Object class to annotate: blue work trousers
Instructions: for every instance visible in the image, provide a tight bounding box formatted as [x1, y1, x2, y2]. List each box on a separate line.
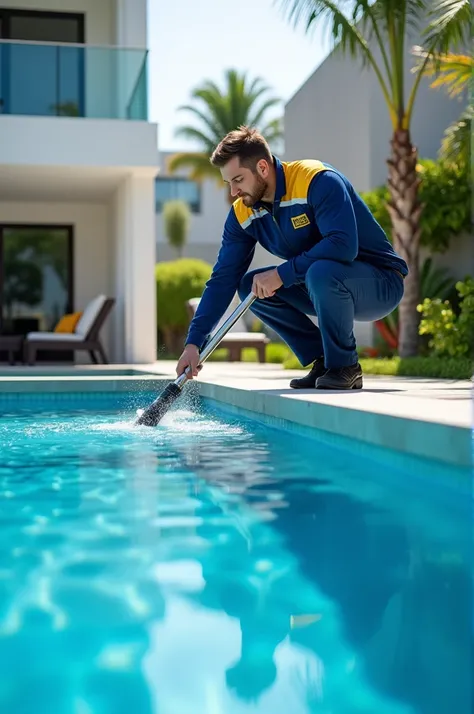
[238, 259, 404, 368]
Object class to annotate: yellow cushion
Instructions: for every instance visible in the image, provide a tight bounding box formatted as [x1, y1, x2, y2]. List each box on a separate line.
[54, 311, 83, 333]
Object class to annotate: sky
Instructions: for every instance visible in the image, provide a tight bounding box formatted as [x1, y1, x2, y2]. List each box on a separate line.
[146, 0, 333, 152]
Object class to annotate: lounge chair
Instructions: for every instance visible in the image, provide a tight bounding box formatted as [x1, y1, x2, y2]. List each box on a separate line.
[186, 296, 269, 362]
[23, 295, 115, 366]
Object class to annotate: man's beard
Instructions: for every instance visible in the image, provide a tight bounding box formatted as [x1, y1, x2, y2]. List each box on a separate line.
[241, 174, 268, 206]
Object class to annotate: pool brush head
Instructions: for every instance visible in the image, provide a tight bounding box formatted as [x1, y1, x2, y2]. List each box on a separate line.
[135, 382, 182, 427]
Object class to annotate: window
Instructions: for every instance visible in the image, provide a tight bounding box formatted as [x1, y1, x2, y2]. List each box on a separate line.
[0, 225, 74, 361]
[0, 9, 85, 117]
[155, 178, 201, 213]
[0, 9, 84, 42]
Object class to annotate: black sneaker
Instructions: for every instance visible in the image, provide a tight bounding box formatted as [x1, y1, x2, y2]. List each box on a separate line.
[315, 362, 363, 390]
[289, 358, 327, 389]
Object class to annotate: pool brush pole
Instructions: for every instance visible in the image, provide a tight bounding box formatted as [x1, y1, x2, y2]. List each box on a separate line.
[135, 293, 257, 426]
[175, 292, 257, 388]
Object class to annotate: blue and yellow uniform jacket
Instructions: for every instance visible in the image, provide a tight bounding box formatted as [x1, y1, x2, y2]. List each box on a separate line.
[186, 155, 408, 349]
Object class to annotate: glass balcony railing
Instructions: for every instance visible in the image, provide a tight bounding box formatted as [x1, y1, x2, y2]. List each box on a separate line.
[0, 40, 148, 120]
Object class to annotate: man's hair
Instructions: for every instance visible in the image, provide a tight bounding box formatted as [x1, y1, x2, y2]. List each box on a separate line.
[210, 125, 272, 170]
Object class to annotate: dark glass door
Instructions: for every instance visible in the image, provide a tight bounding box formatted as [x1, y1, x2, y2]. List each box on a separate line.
[0, 225, 74, 362]
[0, 9, 85, 116]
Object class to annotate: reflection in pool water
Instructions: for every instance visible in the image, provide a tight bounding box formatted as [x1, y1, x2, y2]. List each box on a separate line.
[0, 403, 471, 714]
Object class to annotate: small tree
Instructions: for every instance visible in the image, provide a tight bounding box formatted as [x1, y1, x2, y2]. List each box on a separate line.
[163, 200, 191, 258]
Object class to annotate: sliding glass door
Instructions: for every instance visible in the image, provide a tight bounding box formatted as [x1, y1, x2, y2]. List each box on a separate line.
[0, 225, 73, 361]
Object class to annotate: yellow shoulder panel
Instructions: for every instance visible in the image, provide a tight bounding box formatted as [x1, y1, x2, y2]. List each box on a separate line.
[232, 198, 253, 227]
[282, 160, 328, 201]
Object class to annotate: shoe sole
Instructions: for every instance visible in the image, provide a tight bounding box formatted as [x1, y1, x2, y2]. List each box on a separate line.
[316, 375, 363, 390]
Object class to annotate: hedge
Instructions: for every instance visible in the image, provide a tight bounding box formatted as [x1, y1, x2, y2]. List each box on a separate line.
[156, 257, 212, 353]
[282, 354, 472, 380]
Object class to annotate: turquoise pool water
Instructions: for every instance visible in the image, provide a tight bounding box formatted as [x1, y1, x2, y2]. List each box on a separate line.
[0, 396, 471, 714]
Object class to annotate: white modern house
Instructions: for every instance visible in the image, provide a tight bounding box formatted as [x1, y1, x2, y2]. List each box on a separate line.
[0, 0, 159, 364]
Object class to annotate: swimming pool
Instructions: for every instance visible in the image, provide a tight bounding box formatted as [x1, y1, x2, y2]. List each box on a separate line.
[0, 395, 471, 714]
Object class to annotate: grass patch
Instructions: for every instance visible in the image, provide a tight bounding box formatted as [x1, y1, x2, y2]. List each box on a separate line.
[283, 354, 472, 379]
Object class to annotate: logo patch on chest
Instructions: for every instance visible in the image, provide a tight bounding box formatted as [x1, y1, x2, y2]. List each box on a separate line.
[291, 213, 310, 229]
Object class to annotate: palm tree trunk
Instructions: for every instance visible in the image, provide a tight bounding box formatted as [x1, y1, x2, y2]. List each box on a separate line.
[386, 129, 423, 357]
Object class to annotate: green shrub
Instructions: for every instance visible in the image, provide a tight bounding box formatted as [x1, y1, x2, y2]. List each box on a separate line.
[156, 258, 212, 353]
[360, 158, 471, 253]
[418, 277, 474, 358]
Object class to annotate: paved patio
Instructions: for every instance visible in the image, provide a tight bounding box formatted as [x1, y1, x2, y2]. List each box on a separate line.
[149, 360, 471, 429]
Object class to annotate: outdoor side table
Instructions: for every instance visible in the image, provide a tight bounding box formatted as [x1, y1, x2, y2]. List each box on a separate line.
[0, 335, 23, 365]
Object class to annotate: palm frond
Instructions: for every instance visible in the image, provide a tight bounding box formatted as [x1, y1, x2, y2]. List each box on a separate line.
[171, 68, 284, 158]
[412, 48, 473, 96]
[247, 98, 282, 127]
[167, 152, 222, 183]
[275, 0, 396, 122]
[423, 0, 472, 55]
[438, 104, 473, 167]
[260, 117, 285, 151]
[175, 105, 225, 141]
[190, 88, 230, 135]
[406, 1, 472, 124]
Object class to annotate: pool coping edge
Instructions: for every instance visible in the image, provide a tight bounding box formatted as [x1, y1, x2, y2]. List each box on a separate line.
[197, 381, 471, 468]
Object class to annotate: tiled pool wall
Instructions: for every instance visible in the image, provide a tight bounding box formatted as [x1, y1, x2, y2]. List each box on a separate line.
[197, 382, 471, 470]
[0, 374, 470, 469]
[0, 374, 169, 414]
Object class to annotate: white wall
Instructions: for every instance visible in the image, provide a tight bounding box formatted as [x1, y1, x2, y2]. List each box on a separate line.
[0, 115, 159, 169]
[112, 175, 157, 363]
[0, 199, 114, 362]
[421, 232, 474, 283]
[115, 0, 147, 48]
[284, 52, 372, 191]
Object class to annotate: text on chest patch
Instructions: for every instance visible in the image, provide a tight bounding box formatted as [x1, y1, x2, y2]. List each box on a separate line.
[291, 213, 310, 229]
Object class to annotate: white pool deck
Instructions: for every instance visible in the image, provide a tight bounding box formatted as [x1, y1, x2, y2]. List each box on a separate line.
[0, 360, 471, 468]
[150, 360, 471, 428]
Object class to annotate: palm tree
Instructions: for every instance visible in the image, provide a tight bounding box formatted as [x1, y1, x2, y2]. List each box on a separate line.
[168, 69, 283, 203]
[276, 0, 472, 357]
[413, 48, 473, 168]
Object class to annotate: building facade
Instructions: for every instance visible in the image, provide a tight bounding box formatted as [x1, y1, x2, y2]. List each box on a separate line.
[0, 0, 159, 363]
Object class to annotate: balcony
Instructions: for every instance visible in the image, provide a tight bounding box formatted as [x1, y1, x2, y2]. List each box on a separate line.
[0, 40, 148, 120]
